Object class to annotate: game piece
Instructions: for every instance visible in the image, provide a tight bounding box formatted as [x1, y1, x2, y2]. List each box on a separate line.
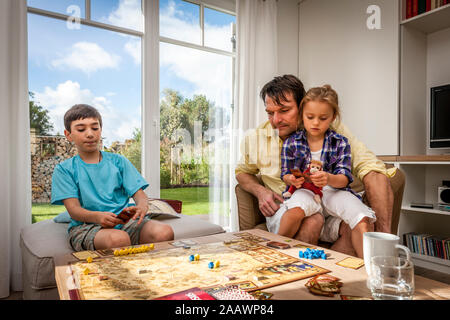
[83, 268, 90, 275]
[336, 257, 364, 269]
[189, 255, 195, 262]
[305, 274, 343, 297]
[208, 262, 215, 269]
[194, 254, 200, 261]
[299, 248, 326, 260]
[214, 260, 220, 268]
[148, 243, 154, 250]
[266, 241, 291, 249]
[224, 274, 236, 281]
[114, 250, 119, 256]
[250, 290, 273, 300]
[86, 257, 93, 263]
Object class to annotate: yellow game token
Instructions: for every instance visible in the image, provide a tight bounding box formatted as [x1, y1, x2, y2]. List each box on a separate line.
[214, 260, 220, 268]
[83, 268, 90, 275]
[114, 250, 119, 256]
[194, 254, 200, 261]
[86, 257, 93, 263]
[149, 243, 154, 250]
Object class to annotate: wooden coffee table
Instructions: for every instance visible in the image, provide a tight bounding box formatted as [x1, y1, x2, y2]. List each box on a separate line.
[54, 229, 450, 300]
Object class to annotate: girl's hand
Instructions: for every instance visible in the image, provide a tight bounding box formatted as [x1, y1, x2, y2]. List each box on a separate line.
[288, 174, 305, 189]
[310, 171, 329, 188]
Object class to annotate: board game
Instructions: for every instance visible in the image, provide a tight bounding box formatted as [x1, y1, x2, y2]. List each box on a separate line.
[70, 236, 330, 300]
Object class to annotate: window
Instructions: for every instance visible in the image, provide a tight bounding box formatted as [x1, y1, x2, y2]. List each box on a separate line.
[28, 0, 143, 222]
[159, 0, 236, 228]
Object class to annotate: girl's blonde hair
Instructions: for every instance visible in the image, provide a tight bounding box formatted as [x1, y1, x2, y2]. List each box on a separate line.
[298, 84, 341, 127]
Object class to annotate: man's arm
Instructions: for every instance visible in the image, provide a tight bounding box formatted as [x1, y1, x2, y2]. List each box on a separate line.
[236, 172, 284, 217]
[63, 198, 123, 228]
[334, 121, 394, 233]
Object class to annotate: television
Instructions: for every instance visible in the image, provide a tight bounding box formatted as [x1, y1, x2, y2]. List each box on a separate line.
[430, 84, 450, 149]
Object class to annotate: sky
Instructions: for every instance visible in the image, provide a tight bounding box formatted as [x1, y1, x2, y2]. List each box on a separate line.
[27, 0, 235, 147]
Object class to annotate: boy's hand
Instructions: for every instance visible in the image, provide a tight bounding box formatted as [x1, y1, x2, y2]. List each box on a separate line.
[287, 174, 305, 189]
[122, 205, 148, 225]
[310, 171, 329, 188]
[96, 212, 123, 228]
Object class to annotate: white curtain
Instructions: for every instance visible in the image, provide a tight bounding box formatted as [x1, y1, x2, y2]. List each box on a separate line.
[0, 0, 31, 298]
[228, 0, 278, 231]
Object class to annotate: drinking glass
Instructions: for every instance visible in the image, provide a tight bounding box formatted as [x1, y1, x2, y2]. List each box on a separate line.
[369, 256, 415, 300]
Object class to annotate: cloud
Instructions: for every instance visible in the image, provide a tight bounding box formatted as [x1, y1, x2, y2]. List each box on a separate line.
[34, 80, 140, 146]
[106, 0, 143, 32]
[124, 39, 141, 64]
[51, 42, 121, 75]
[159, 1, 234, 109]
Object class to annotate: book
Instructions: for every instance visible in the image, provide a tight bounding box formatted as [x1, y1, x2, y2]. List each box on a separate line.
[406, 0, 413, 18]
[153, 287, 216, 300]
[413, 0, 419, 16]
[419, 0, 427, 13]
[426, 0, 432, 11]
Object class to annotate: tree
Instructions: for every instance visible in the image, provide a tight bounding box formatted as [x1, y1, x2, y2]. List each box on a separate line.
[119, 127, 142, 173]
[29, 92, 54, 135]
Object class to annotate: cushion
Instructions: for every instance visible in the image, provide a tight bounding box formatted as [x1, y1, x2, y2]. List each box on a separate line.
[20, 212, 225, 297]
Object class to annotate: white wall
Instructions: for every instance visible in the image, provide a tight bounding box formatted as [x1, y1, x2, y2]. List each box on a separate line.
[298, 0, 400, 155]
[277, 0, 299, 76]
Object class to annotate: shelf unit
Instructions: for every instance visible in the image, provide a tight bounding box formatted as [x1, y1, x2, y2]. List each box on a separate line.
[399, 1, 450, 156]
[380, 155, 450, 273]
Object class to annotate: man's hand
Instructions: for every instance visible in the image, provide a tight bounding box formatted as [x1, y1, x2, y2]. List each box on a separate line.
[95, 212, 123, 228]
[310, 171, 329, 188]
[255, 188, 284, 217]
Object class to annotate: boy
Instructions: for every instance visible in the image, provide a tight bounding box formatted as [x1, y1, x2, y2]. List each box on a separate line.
[51, 104, 174, 251]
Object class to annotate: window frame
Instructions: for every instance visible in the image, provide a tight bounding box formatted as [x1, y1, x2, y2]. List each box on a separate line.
[26, 0, 236, 201]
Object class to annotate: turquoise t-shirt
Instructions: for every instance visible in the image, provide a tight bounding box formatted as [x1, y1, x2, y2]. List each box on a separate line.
[51, 151, 149, 232]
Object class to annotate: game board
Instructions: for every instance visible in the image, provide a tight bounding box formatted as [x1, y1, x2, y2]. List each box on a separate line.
[70, 238, 330, 300]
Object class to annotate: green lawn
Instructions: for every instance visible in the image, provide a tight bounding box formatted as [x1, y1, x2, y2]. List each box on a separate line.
[32, 187, 228, 223]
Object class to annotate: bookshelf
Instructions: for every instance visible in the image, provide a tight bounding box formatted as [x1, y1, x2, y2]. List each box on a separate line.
[401, 3, 450, 34]
[380, 156, 450, 273]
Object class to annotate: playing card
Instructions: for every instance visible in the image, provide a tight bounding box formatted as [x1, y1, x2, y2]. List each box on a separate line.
[336, 257, 365, 269]
[72, 250, 99, 260]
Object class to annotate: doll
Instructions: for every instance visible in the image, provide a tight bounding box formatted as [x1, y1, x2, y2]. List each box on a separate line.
[282, 160, 323, 203]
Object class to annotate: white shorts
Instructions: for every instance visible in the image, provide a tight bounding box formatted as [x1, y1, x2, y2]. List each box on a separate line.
[266, 187, 376, 243]
[266, 188, 322, 234]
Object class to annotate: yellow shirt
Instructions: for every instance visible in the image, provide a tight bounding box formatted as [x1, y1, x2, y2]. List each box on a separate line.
[235, 120, 396, 195]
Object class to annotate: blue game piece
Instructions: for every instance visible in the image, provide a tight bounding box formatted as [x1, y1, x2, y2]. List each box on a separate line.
[299, 251, 304, 258]
[321, 253, 327, 260]
[189, 255, 195, 262]
[208, 262, 214, 269]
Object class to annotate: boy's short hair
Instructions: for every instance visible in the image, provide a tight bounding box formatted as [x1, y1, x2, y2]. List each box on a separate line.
[64, 104, 102, 132]
[260, 74, 306, 108]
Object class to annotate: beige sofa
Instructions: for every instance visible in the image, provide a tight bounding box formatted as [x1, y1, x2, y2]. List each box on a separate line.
[235, 165, 405, 236]
[20, 199, 225, 300]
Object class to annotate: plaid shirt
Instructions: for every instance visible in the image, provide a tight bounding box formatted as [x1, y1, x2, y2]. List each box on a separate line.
[281, 129, 360, 199]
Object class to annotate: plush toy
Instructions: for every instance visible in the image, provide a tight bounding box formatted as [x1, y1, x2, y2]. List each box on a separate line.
[283, 160, 323, 203]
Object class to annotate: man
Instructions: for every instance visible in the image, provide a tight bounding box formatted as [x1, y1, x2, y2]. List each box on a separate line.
[235, 75, 396, 256]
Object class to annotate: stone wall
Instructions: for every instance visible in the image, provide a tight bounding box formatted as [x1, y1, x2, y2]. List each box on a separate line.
[31, 129, 78, 203]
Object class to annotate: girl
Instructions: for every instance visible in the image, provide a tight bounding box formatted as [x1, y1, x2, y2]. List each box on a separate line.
[276, 85, 375, 258]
